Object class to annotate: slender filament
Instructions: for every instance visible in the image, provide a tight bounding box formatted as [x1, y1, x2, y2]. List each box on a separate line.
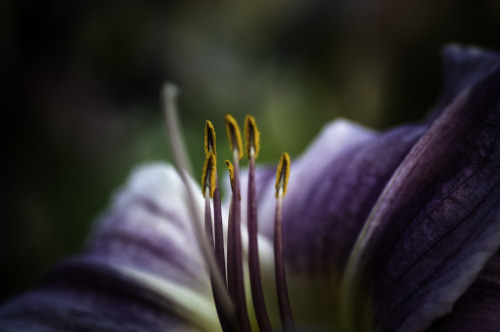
[228, 148, 251, 332]
[274, 153, 294, 331]
[224, 116, 251, 331]
[213, 174, 226, 285]
[206, 185, 234, 332]
[246, 116, 272, 331]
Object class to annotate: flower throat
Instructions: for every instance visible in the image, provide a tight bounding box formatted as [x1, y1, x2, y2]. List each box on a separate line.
[163, 84, 294, 332]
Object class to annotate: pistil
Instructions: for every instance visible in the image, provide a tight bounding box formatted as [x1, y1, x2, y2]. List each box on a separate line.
[162, 84, 234, 328]
[245, 116, 272, 331]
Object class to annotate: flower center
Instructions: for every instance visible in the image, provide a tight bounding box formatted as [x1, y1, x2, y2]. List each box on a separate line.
[162, 83, 294, 332]
[202, 116, 294, 332]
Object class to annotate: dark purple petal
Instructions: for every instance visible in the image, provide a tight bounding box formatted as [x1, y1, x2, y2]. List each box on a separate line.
[244, 46, 500, 330]
[430, 44, 500, 119]
[240, 120, 424, 327]
[249, 120, 424, 274]
[239, 120, 374, 248]
[427, 253, 500, 332]
[352, 51, 500, 331]
[283, 125, 425, 275]
[0, 163, 217, 331]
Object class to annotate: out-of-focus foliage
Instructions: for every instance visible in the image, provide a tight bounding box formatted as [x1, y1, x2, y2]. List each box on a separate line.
[2, 0, 500, 303]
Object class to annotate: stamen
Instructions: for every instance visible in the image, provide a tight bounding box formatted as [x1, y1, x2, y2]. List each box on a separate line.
[162, 83, 235, 327]
[274, 152, 294, 332]
[225, 160, 236, 194]
[167, 99, 296, 332]
[213, 173, 227, 285]
[204, 185, 214, 243]
[245, 116, 272, 331]
[205, 120, 217, 156]
[201, 152, 217, 198]
[204, 161, 234, 331]
[225, 163, 236, 300]
[204, 121, 226, 285]
[244, 115, 260, 158]
[203, 121, 234, 331]
[225, 160, 240, 202]
[275, 152, 290, 198]
[225, 115, 251, 332]
[225, 114, 244, 161]
[225, 160, 237, 304]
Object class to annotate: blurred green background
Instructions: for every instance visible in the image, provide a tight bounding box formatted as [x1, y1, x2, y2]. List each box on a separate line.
[2, 0, 500, 303]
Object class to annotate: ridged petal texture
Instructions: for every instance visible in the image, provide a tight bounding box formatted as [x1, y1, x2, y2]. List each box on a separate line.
[428, 253, 500, 331]
[244, 45, 500, 331]
[0, 164, 219, 332]
[360, 45, 500, 332]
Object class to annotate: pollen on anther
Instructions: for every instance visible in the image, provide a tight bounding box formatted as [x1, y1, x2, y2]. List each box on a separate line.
[225, 160, 235, 193]
[225, 114, 243, 160]
[204, 120, 217, 156]
[275, 152, 291, 198]
[202, 152, 217, 197]
[244, 115, 260, 159]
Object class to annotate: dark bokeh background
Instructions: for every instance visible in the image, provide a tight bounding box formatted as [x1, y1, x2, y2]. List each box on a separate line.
[2, 0, 500, 303]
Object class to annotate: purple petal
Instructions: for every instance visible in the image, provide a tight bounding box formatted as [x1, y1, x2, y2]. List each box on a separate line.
[284, 125, 426, 274]
[0, 163, 217, 331]
[0, 259, 189, 332]
[238, 120, 424, 327]
[352, 50, 500, 331]
[88, 163, 210, 294]
[250, 120, 424, 274]
[245, 119, 375, 236]
[427, 253, 500, 332]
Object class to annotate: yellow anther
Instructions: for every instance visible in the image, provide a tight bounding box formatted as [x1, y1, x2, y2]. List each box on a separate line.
[225, 114, 243, 160]
[225, 159, 241, 201]
[204, 120, 217, 156]
[201, 152, 217, 198]
[244, 115, 260, 159]
[275, 152, 291, 198]
[225, 160, 235, 193]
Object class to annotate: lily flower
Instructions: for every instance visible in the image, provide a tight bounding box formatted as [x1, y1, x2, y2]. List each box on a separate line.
[2, 44, 500, 332]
